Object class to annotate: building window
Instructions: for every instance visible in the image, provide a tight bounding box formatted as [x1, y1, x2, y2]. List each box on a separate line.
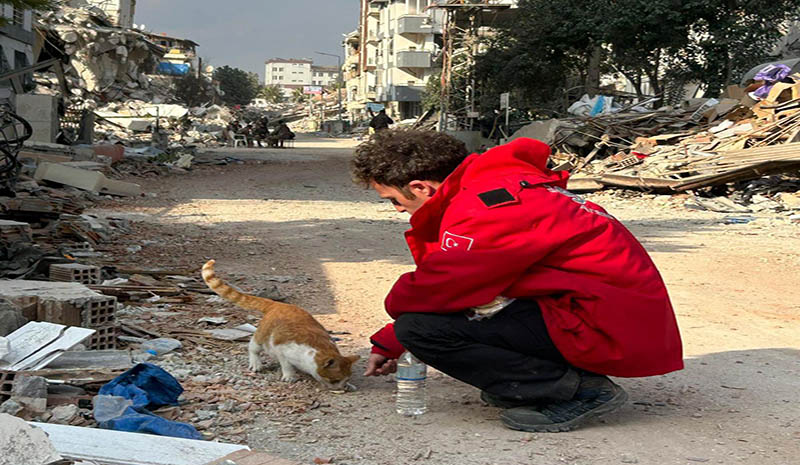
[12, 7, 24, 26]
[273, 67, 278, 72]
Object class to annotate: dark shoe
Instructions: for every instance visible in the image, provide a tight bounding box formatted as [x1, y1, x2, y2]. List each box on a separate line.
[480, 391, 538, 409]
[500, 376, 627, 432]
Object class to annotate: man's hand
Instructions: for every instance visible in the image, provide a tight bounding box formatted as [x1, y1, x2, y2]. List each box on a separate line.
[364, 353, 398, 376]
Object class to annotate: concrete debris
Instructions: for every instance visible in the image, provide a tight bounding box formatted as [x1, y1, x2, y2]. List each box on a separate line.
[0, 399, 24, 416]
[0, 299, 28, 337]
[0, 414, 63, 465]
[36, 2, 164, 103]
[0, 321, 95, 371]
[0, 337, 9, 361]
[35, 161, 142, 196]
[50, 404, 80, 424]
[535, 78, 800, 212]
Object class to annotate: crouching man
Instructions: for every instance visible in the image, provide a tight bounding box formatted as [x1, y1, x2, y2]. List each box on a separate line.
[352, 130, 683, 432]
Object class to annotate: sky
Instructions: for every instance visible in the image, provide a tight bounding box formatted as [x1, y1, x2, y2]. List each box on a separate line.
[135, 0, 361, 83]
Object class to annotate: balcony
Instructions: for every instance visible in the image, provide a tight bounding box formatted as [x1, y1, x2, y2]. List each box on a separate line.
[395, 50, 432, 68]
[380, 84, 425, 102]
[397, 15, 441, 35]
[368, 4, 381, 16]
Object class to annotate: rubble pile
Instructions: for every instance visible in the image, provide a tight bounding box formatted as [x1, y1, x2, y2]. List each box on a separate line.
[520, 71, 800, 217]
[94, 102, 235, 147]
[35, 1, 165, 104]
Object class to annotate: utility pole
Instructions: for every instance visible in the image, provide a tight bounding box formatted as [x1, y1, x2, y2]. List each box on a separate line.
[316, 51, 343, 123]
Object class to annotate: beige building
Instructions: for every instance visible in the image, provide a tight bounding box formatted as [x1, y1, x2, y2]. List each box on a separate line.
[346, 0, 443, 122]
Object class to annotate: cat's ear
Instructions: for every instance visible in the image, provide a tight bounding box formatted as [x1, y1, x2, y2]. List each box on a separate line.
[346, 355, 360, 363]
[324, 358, 335, 368]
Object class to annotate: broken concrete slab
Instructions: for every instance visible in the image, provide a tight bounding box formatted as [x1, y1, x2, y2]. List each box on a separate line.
[0, 414, 62, 465]
[0, 280, 117, 330]
[31, 421, 249, 465]
[509, 119, 566, 145]
[34, 161, 142, 196]
[46, 349, 134, 371]
[0, 299, 27, 337]
[0, 321, 95, 371]
[11, 375, 48, 399]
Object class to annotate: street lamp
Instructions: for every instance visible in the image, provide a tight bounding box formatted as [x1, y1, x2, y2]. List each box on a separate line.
[315, 51, 343, 122]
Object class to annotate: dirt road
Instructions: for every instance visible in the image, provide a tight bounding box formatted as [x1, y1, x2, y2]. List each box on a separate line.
[95, 135, 799, 465]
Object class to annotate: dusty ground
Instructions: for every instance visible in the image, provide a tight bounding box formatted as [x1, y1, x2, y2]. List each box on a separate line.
[92, 135, 799, 465]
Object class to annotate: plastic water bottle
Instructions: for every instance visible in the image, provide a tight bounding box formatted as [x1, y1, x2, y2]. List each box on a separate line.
[395, 351, 427, 416]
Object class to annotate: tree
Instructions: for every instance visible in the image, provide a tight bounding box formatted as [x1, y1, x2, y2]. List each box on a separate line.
[291, 87, 307, 103]
[671, 1, 800, 97]
[474, 0, 800, 114]
[174, 73, 214, 107]
[258, 84, 283, 103]
[213, 66, 259, 106]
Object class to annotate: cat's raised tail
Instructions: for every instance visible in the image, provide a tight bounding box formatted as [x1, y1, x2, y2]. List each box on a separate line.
[202, 260, 279, 313]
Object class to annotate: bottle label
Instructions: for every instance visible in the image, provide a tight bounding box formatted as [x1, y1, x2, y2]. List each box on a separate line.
[396, 364, 426, 381]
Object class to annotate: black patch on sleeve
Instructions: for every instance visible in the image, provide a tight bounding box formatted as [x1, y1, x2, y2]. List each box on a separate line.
[370, 338, 390, 351]
[477, 188, 516, 208]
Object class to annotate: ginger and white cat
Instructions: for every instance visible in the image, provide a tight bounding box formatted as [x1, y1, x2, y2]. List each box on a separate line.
[201, 260, 359, 389]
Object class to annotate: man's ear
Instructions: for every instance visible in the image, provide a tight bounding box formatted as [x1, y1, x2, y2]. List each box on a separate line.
[407, 180, 437, 198]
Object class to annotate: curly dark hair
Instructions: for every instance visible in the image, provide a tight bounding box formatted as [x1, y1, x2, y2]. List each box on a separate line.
[352, 129, 469, 188]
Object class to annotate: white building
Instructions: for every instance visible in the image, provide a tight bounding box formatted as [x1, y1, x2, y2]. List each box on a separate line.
[0, 4, 34, 102]
[311, 65, 339, 87]
[265, 58, 340, 97]
[85, 0, 137, 29]
[265, 58, 312, 96]
[366, 0, 444, 120]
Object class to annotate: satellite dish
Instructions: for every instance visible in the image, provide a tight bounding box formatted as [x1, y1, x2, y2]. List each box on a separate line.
[205, 65, 215, 74]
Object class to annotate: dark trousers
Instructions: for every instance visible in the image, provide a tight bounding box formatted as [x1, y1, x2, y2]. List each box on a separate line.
[394, 299, 581, 401]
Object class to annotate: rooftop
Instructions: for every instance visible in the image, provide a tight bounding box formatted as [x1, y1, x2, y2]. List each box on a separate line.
[266, 58, 313, 64]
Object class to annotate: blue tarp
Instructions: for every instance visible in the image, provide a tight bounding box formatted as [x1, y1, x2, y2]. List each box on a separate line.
[95, 363, 202, 440]
[157, 62, 190, 76]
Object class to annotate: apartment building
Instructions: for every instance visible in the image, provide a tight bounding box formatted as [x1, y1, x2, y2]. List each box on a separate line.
[265, 58, 340, 97]
[86, 0, 136, 28]
[311, 65, 339, 87]
[0, 4, 35, 100]
[347, 0, 443, 121]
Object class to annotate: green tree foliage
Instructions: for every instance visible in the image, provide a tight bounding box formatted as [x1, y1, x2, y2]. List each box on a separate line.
[213, 66, 260, 106]
[258, 84, 283, 103]
[174, 73, 214, 108]
[422, 72, 442, 111]
[474, 0, 800, 114]
[292, 87, 307, 103]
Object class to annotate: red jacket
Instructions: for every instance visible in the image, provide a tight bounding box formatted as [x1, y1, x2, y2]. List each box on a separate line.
[370, 138, 683, 377]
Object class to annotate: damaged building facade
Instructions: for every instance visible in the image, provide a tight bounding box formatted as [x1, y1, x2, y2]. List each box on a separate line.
[0, 4, 35, 103]
[144, 32, 200, 76]
[85, 0, 136, 29]
[349, 0, 444, 122]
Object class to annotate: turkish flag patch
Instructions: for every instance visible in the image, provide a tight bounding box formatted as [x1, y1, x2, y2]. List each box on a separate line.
[441, 231, 474, 252]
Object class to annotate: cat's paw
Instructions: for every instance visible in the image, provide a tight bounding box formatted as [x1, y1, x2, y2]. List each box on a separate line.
[249, 359, 263, 373]
[280, 373, 298, 382]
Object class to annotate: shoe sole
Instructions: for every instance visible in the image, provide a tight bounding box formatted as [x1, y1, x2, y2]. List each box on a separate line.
[500, 387, 629, 433]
